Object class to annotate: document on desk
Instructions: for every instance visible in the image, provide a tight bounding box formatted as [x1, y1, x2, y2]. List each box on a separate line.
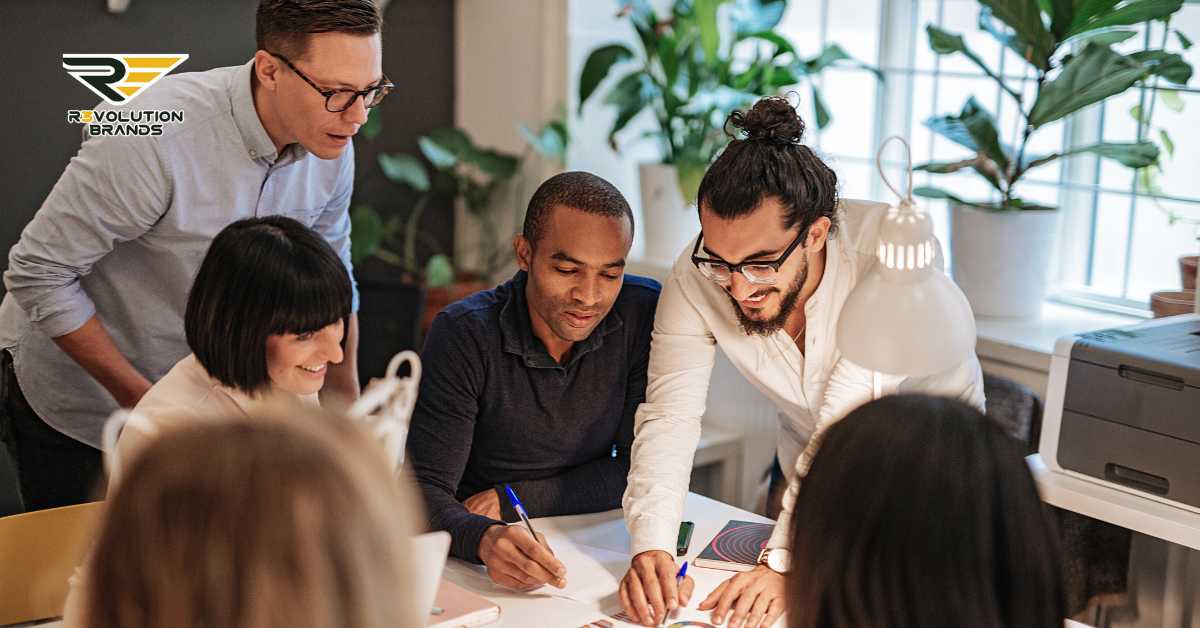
[441, 534, 629, 605]
[534, 534, 629, 603]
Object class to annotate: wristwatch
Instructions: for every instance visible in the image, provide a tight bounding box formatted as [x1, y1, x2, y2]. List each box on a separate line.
[757, 547, 791, 574]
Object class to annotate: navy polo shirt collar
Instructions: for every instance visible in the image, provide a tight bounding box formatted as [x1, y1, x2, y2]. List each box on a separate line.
[498, 271, 624, 369]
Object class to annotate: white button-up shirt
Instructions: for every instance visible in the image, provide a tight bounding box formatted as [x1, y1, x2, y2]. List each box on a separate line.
[622, 199, 985, 555]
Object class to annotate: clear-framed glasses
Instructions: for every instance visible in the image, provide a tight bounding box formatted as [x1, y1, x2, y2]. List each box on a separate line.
[690, 227, 807, 285]
[267, 51, 394, 113]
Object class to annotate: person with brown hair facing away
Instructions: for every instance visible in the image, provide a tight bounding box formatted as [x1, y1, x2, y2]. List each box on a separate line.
[72, 404, 424, 628]
[786, 394, 1066, 628]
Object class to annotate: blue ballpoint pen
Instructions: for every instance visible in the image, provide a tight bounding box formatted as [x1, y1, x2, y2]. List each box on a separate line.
[503, 483, 542, 544]
[660, 561, 688, 627]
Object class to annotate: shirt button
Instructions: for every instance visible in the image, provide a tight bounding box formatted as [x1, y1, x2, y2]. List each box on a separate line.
[249, 149, 257, 157]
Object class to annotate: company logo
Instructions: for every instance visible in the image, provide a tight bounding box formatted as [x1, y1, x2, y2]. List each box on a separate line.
[62, 54, 188, 106]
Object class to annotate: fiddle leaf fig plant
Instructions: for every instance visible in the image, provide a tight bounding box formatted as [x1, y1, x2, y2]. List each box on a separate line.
[914, 0, 1193, 211]
[579, 0, 880, 202]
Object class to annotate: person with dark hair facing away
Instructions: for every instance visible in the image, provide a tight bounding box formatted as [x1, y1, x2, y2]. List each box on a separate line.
[0, 0, 386, 511]
[407, 171, 661, 591]
[114, 216, 352, 479]
[787, 394, 1066, 628]
[619, 96, 985, 628]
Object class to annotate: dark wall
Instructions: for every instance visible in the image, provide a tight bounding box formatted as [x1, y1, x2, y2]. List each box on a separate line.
[0, 0, 455, 299]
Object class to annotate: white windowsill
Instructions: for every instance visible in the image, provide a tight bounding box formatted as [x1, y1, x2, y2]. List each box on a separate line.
[973, 301, 1142, 374]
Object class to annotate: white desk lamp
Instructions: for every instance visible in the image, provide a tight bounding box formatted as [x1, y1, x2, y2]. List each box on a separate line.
[836, 136, 976, 393]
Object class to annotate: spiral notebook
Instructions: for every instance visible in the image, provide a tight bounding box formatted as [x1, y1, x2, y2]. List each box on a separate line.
[692, 520, 774, 572]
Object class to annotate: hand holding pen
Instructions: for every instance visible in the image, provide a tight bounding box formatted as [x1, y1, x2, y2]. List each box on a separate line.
[476, 483, 567, 590]
[659, 562, 688, 627]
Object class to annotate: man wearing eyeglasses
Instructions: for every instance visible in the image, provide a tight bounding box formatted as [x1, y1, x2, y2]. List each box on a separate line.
[0, 0, 386, 510]
[618, 97, 985, 628]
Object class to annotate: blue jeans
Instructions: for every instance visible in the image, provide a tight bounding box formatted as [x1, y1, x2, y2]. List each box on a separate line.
[0, 350, 104, 511]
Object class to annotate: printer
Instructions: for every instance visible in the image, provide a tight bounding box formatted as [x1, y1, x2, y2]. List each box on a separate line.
[1040, 314, 1200, 513]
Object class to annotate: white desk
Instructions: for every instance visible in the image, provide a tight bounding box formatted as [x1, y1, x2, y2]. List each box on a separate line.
[441, 491, 776, 627]
[28, 491, 1097, 628]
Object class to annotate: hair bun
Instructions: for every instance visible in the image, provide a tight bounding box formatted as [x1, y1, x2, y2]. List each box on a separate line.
[727, 96, 805, 145]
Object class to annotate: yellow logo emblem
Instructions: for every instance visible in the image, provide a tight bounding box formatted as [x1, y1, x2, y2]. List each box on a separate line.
[62, 54, 188, 106]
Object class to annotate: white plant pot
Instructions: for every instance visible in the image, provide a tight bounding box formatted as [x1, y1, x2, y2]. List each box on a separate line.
[639, 163, 700, 266]
[949, 203, 1060, 318]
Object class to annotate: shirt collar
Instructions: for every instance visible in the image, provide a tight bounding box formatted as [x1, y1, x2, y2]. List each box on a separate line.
[499, 270, 624, 369]
[230, 59, 309, 164]
[804, 231, 840, 314]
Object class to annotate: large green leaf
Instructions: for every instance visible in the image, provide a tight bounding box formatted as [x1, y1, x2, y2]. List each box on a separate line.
[804, 43, 850, 74]
[377, 153, 430, 191]
[914, 158, 976, 174]
[1066, 0, 1183, 38]
[914, 187, 1044, 211]
[519, 120, 568, 160]
[1176, 29, 1194, 50]
[465, 147, 521, 180]
[1069, 28, 1139, 46]
[810, 84, 831, 129]
[418, 128, 520, 182]
[979, 0, 1055, 70]
[694, 0, 724, 63]
[657, 34, 681, 88]
[1043, 0, 1076, 39]
[604, 70, 658, 145]
[1129, 50, 1193, 84]
[924, 96, 1011, 173]
[1028, 42, 1148, 127]
[913, 186, 971, 205]
[1026, 140, 1160, 170]
[927, 25, 1020, 100]
[578, 44, 636, 112]
[417, 136, 458, 170]
[741, 31, 795, 58]
[730, 0, 787, 37]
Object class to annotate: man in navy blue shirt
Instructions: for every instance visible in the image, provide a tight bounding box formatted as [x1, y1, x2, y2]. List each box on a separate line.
[407, 171, 659, 590]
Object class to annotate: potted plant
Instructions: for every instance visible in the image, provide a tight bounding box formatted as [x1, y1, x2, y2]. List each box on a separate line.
[350, 110, 448, 381]
[578, 0, 880, 265]
[354, 127, 522, 333]
[914, 0, 1193, 317]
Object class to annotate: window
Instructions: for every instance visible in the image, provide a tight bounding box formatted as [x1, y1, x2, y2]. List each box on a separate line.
[784, 0, 1200, 315]
[567, 0, 1200, 315]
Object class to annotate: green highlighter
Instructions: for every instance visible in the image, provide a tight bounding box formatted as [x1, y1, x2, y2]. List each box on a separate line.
[676, 521, 695, 557]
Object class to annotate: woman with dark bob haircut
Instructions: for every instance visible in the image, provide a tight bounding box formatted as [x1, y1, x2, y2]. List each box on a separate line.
[113, 215, 352, 479]
[787, 394, 1066, 628]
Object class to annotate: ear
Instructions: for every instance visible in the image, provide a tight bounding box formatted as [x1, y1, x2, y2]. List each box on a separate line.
[804, 216, 832, 254]
[254, 50, 282, 91]
[513, 234, 532, 272]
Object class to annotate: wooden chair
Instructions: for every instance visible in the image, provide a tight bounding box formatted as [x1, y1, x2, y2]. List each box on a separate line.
[0, 501, 102, 626]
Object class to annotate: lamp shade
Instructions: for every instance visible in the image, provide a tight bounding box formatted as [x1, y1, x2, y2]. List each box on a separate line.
[836, 197, 976, 377]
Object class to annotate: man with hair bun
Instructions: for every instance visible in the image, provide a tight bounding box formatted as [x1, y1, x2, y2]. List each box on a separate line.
[618, 96, 985, 628]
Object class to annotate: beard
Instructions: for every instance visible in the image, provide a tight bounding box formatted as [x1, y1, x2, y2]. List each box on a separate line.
[728, 263, 808, 336]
